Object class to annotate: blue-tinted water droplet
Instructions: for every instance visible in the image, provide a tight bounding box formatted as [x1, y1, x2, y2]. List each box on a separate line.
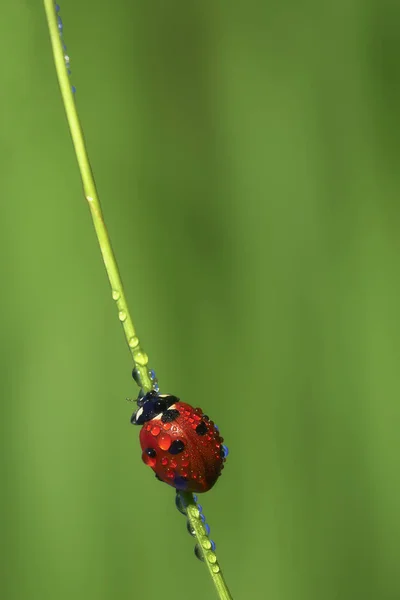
[194, 544, 204, 562]
[186, 519, 196, 537]
[200, 514, 206, 523]
[215, 424, 219, 431]
[193, 494, 198, 502]
[221, 444, 229, 458]
[154, 383, 160, 392]
[197, 504, 203, 513]
[204, 523, 210, 535]
[175, 492, 186, 515]
[174, 475, 188, 490]
[55, 6, 76, 90]
[210, 540, 216, 551]
[149, 369, 156, 381]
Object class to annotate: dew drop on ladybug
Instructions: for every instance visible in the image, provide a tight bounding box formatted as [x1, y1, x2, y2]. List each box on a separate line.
[131, 387, 228, 493]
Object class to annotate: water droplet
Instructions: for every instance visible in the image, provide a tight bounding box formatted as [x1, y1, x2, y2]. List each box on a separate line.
[186, 520, 195, 537]
[207, 551, 217, 564]
[128, 337, 139, 349]
[149, 369, 157, 381]
[201, 538, 211, 550]
[210, 540, 216, 551]
[193, 494, 198, 502]
[200, 514, 206, 523]
[204, 523, 210, 535]
[158, 433, 172, 451]
[221, 444, 229, 458]
[175, 492, 186, 515]
[197, 504, 203, 513]
[134, 351, 148, 366]
[112, 290, 120, 301]
[211, 564, 220, 574]
[190, 507, 200, 520]
[174, 475, 188, 489]
[194, 544, 204, 562]
[118, 310, 127, 322]
[55, 6, 76, 91]
[150, 425, 160, 437]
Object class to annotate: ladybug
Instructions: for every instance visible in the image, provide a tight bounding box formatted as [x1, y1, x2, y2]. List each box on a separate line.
[131, 389, 228, 493]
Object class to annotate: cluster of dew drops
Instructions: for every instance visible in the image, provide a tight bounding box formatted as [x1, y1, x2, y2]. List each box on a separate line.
[175, 491, 222, 572]
[149, 369, 226, 572]
[55, 3, 76, 93]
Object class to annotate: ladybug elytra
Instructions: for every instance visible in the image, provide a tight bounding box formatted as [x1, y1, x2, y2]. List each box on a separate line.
[131, 389, 227, 493]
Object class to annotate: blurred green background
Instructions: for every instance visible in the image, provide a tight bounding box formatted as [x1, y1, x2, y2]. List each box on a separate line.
[1, 1, 400, 599]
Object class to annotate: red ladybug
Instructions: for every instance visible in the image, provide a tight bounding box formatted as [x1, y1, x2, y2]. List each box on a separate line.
[131, 390, 228, 493]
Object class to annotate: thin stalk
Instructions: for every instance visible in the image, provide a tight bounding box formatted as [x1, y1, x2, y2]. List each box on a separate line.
[43, 2, 233, 598]
[43, 0, 151, 393]
[182, 493, 233, 600]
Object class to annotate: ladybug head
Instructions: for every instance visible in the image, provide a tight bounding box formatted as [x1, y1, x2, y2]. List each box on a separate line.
[130, 391, 178, 425]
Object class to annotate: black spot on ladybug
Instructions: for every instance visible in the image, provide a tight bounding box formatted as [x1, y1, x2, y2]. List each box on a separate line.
[155, 473, 162, 481]
[161, 409, 180, 423]
[220, 447, 226, 458]
[195, 421, 207, 436]
[145, 448, 156, 458]
[201, 414, 209, 421]
[174, 475, 188, 489]
[169, 440, 185, 455]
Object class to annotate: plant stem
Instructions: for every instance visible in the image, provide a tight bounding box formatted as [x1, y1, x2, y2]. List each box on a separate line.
[43, 2, 233, 598]
[43, 0, 152, 393]
[182, 493, 233, 600]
